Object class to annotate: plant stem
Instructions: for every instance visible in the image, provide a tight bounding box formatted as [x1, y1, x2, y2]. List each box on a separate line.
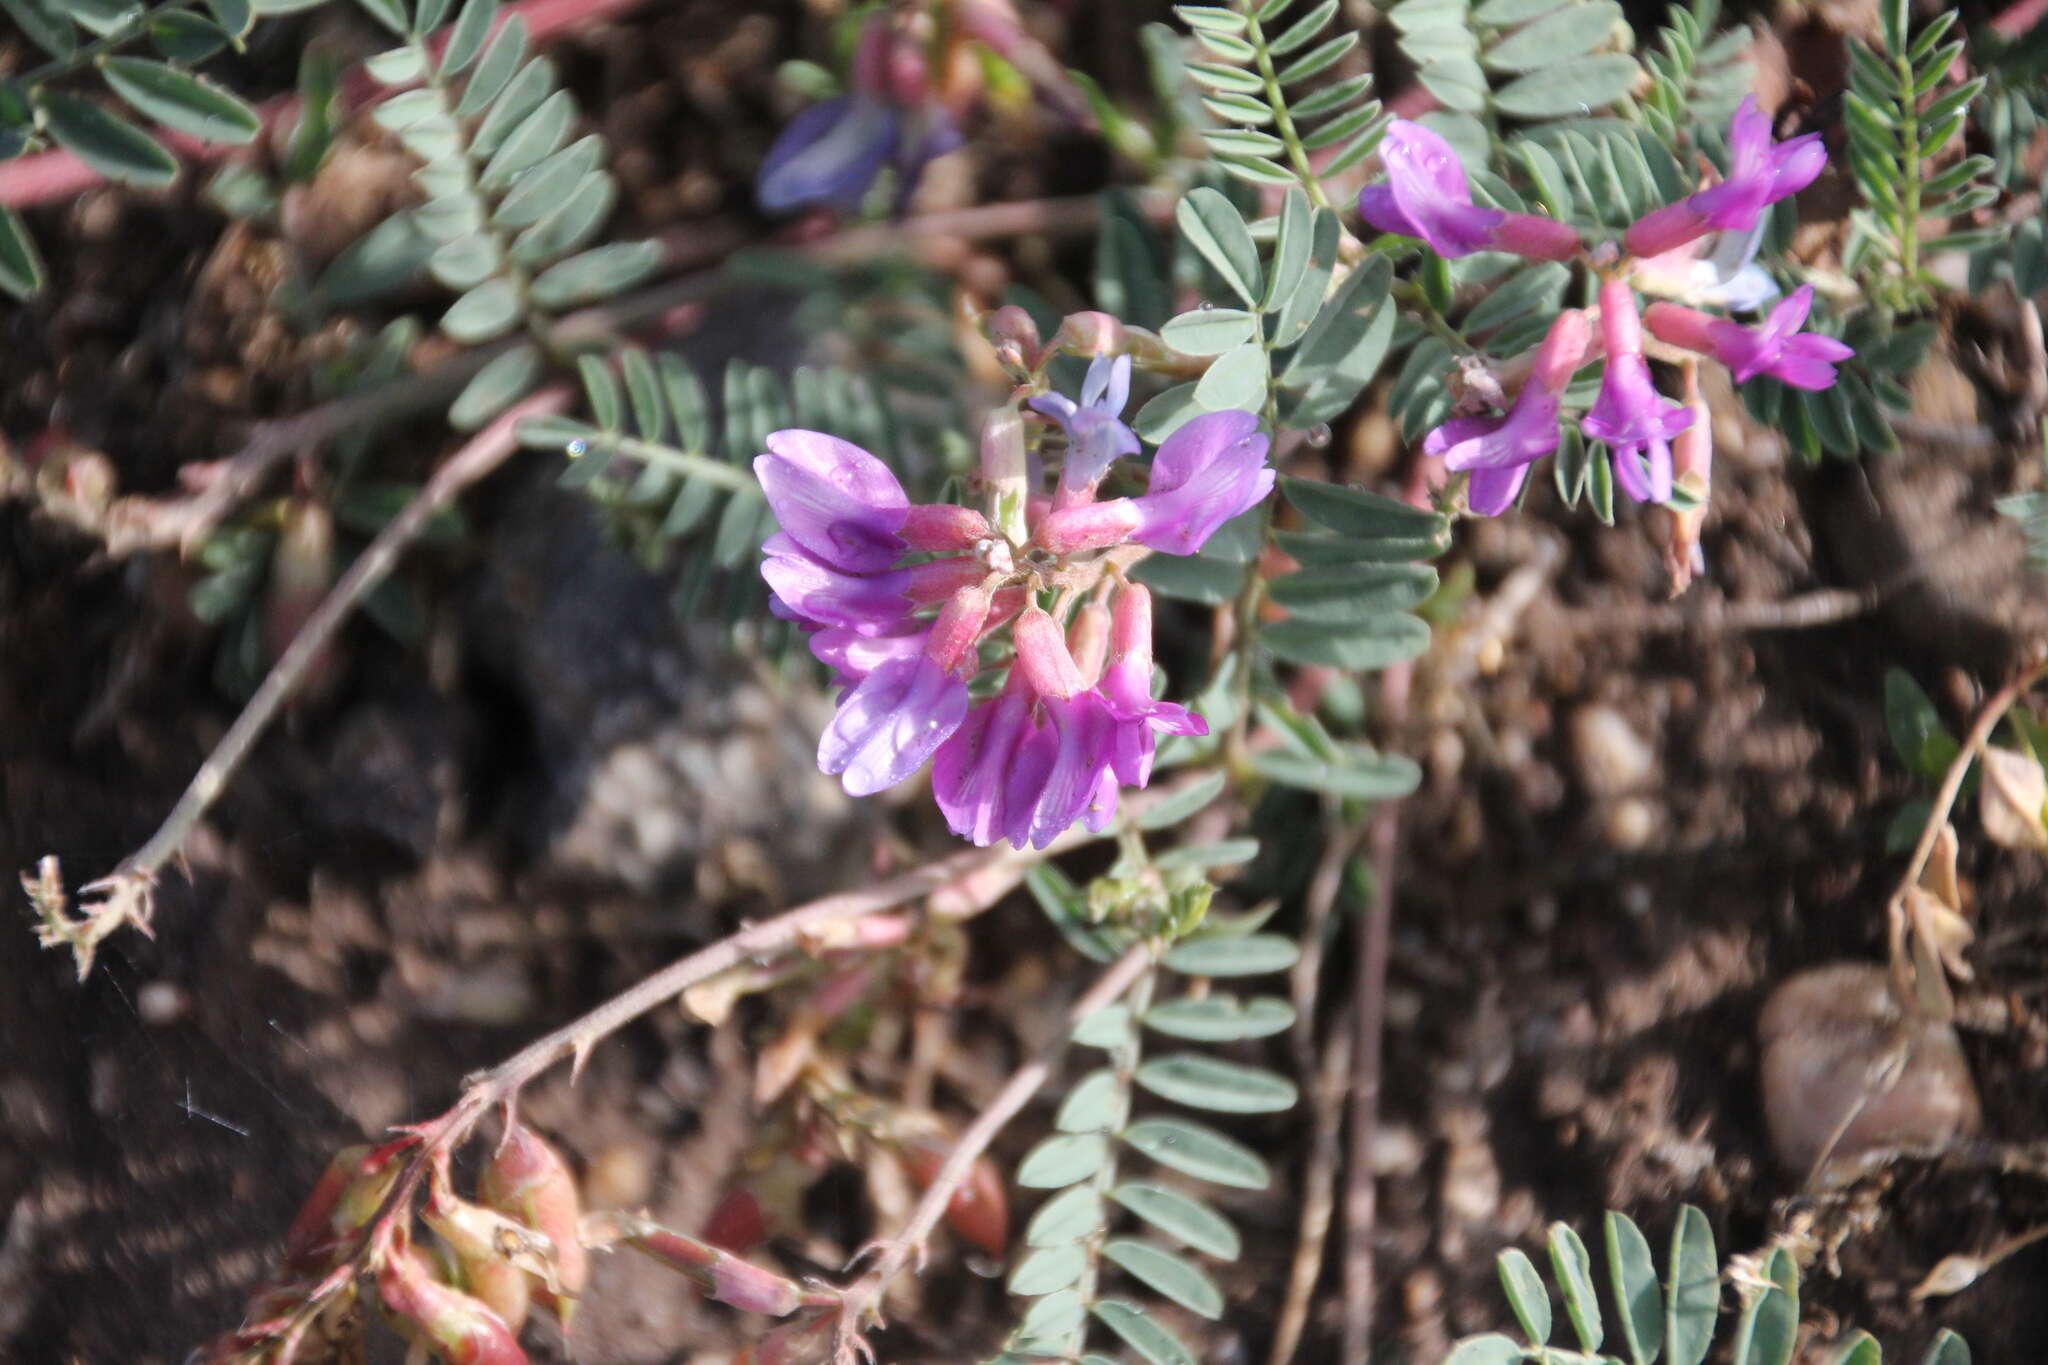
[835, 944, 1158, 1360]
[1241, 0, 1332, 212]
[1887, 658, 2048, 914]
[1893, 39, 1925, 295]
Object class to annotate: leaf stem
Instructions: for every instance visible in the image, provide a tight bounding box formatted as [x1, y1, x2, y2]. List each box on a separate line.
[1241, 0, 1333, 212]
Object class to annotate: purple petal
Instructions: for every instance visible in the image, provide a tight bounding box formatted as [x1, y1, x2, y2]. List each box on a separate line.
[760, 534, 911, 632]
[1358, 184, 1425, 239]
[1011, 694, 1115, 850]
[1148, 410, 1264, 494]
[1467, 462, 1531, 517]
[810, 622, 928, 687]
[1029, 392, 1078, 424]
[1000, 719, 1062, 850]
[1383, 119, 1472, 202]
[758, 95, 898, 213]
[818, 654, 967, 796]
[934, 695, 1032, 846]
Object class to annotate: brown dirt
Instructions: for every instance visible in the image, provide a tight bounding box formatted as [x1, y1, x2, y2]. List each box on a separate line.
[4, 5, 2048, 1365]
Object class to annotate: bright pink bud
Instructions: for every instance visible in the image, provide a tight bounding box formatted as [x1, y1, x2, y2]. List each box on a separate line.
[1067, 602, 1111, 685]
[901, 503, 992, 552]
[1490, 213, 1583, 262]
[1034, 498, 1142, 554]
[1012, 608, 1087, 700]
[925, 585, 992, 672]
[904, 555, 987, 603]
[1624, 200, 1713, 260]
[1528, 308, 1593, 392]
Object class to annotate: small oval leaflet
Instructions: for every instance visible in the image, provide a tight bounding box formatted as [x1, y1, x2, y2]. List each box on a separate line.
[1008, 1242, 1088, 1297]
[1134, 1053, 1299, 1114]
[1110, 1182, 1241, 1260]
[1121, 1118, 1270, 1190]
[1161, 933, 1298, 977]
[1092, 1299, 1197, 1365]
[1025, 1185, 1106, 1247]
[1102, 1240, 1224, 1320]
[1143, 994, 1294, 1043]
[1016, 1133, 1110, 1189]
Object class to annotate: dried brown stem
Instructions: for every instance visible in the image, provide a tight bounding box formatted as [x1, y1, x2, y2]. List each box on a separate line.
[31, 388, 571, 976]
[833, 942, 1158, 1362]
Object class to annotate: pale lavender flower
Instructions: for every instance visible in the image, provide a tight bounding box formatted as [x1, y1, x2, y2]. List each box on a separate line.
[1423, 310, 1592, 517]
[1582, 280, 1691, 504]
[1644, 285, 1855, 389]
[1624, 97, 1825, 258]
[1028, 354, 1141, 499]
[1359, 120, 1583, 262]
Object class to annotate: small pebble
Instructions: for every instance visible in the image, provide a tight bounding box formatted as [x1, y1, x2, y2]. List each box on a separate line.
[1571, 704, 1657, 796]
[136, 979, 189, 1027]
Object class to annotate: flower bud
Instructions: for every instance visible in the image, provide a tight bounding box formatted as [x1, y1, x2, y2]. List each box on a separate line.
[1034, 498, 1143, 554]
[980, 403, 1029, 543]
[1013, 608, 1087, 701]
[900, 1134, 1010, 1258]
[1661, 360, 1712, 597]
[984, 305, 1042, 374]
[424, 1163, 553, 1333]
[901, 503, 993, 552]
[377, 1244, 530, 1365]
[480, 1124, 585, 1331]
[904, 554, 988, 604]
[1067, 602, 1111, 686]
[924, 584, 993, 673]
[1051, 310, 1127, 358]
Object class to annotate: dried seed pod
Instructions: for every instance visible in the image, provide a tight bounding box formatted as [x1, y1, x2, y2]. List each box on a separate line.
[900, 1133, 1009, 1258]
[423, 1162, 553, 1333]
[282, 1139, 409, 1273]
[479, 1123, 586, 1329]
[1758, 962, 1981, 1186]
[378, 1244, 530, 1365]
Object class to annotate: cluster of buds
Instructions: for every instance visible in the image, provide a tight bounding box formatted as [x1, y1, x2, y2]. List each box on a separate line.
[193, 1124, 585, 1365]
[756, 336, 1271, 849]
[757, 0, 1082, 215]
[1360, 99, 1851, 570]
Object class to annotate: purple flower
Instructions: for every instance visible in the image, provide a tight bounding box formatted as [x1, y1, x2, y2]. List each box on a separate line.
[1098, 585, 1205, 786]
[758, 95, 903, 213]
[818, 653, 970, 795]
[753, 429, 908, 573]
[1359, 120, 1582, 262]
[809, 622, 929, 688]
[933, 691, 1039, 846]
[1624, 97, 1825, 258]
[815, 584, 992, 796]
[1582, 280, 1691, 504]
[1644, 285, 1854, 389]
[1423, 310, 1592, 517]
[1135, 409, 1278, 554]
[762, 534, 911, 633]
[1028, 354, 1141, 499]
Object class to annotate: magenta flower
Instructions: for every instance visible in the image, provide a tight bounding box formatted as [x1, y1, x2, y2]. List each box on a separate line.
[1582, 280, 1691, 504]
[1644, 285, 1854, 389]
[1033, 409, 1274, 557]
[762, 534, 912, 633]
[1624, 97, 1825, 259]
[1423, 310, 1592, 517]
[1029, 354, 1141, 502]
[1359, 120, 1582, 262]
[1098, 585, 1205, 786]
[817, 584, 990, 796]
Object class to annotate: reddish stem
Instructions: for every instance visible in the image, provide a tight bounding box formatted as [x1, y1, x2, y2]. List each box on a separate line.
[0, 0, 655, 210]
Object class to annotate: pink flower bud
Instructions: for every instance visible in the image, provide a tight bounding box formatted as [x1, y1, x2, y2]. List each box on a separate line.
[1489, 213, 1584, 262]
[1067, 602, 1111, 685]
[900, 503, 992, 552]
[904, 554, 987, 604]
[980, 402, 1029, 542]
[1012, 608, 1088, 701]
[985, 305, 1041, 371]
[1034, 498, 1142, 554]
[1109, 582, 1155, 675]
[924, 585, 992, 673]
[1528, 308, 1593, 393]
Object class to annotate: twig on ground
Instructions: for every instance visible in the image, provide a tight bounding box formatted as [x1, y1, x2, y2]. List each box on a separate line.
[832, 942, 1157, 1364]
[1887, 658, 2048, 919]
[1441, 534, 1563, 684]
[1269, 804, 1363, 1365]
[1342, 655, 1412, 1362]
[1555, 584, 1883, 636]
[28, 388, 571, 978]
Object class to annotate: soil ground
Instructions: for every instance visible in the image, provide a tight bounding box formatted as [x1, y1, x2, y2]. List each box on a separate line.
[3, 4, 2047, 1364]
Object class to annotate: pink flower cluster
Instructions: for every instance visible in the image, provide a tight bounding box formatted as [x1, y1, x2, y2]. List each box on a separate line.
[1359, 99, 1849, 519]
[756, 385, 1271, 849]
